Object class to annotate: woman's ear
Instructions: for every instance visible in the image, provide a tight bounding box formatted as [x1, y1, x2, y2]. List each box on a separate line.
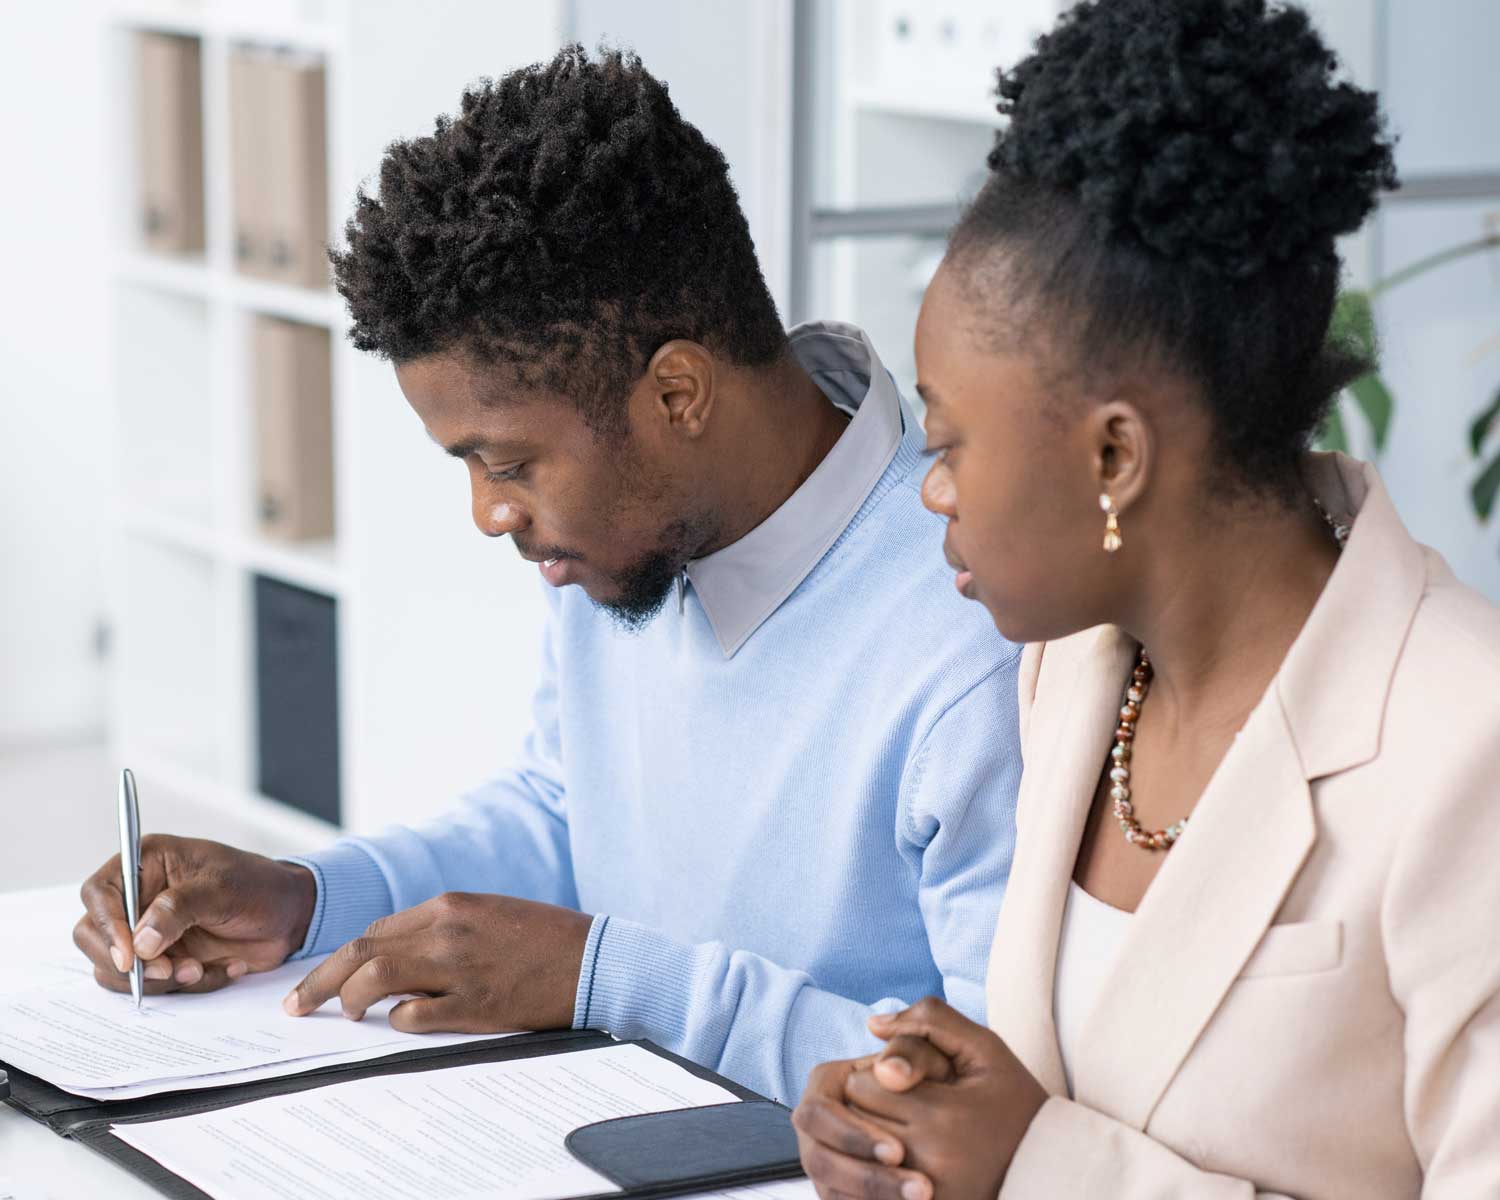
[1086, 399, 1153, 513]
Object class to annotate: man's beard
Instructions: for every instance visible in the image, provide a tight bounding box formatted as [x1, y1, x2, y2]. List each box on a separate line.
[594, 513, 720, 633]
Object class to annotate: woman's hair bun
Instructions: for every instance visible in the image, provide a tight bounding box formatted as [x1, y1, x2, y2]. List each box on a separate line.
[990, 0, 1399, 278]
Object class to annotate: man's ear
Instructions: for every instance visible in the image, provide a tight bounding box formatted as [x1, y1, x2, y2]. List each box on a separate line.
[644, 340, 716, 438]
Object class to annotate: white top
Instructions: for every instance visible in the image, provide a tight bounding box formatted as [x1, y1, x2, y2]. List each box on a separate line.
[1052, 881, 1133, 1097]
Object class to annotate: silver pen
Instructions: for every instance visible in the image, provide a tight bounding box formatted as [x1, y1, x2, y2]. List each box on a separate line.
[118, 768, 144, 1008]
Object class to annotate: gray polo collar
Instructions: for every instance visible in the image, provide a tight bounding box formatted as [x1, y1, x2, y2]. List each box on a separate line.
[685, 321, 905, 657]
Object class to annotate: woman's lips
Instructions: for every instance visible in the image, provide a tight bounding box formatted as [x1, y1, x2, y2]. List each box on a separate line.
[954, 569, 974, 597]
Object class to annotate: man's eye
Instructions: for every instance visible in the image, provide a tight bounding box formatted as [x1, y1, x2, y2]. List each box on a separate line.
[484, 463, 525, 483]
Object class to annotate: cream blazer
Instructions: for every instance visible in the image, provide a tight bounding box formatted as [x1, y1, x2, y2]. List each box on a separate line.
[988, 455, 1500, 1199]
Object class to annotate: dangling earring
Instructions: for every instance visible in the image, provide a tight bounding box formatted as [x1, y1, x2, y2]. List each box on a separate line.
[1100, 493, 1122, 553]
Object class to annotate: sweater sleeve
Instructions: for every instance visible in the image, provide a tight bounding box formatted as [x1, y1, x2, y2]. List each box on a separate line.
[285, 587, 573, 958]
[572, 651, 1023, 1104]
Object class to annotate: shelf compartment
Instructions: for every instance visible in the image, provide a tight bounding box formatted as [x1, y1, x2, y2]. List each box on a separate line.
[115, 285, 216, 524]
[116, 536, 222, 777]
[253, 575, 342, 825]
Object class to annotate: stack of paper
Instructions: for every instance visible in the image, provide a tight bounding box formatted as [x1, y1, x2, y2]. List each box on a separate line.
[0, 956, 498, 1100]
[110, 1043, 745, 1200]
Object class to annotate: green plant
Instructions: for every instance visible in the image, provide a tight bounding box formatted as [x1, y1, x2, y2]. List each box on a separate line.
[1320, 228, 1500, 520]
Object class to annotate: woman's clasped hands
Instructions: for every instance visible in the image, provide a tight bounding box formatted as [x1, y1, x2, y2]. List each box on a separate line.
[792, 997, 1049, 1200]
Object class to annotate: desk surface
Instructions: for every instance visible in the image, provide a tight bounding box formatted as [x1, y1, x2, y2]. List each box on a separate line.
[0, 885, 160, 1200]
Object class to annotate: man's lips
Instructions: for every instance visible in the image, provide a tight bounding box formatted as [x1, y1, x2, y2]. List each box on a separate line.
[516, 546, 580, 587]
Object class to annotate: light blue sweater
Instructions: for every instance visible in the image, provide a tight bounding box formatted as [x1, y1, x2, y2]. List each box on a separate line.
[289, 380, 1022, 1103]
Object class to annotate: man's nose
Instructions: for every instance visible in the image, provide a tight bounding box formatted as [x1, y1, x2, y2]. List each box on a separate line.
[473, 496, 528, 538]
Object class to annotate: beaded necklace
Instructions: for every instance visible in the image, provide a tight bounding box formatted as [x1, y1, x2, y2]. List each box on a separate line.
[1110, 501, 1351, 852]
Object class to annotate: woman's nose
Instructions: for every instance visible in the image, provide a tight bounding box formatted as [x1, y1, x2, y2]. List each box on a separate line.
[920, 461, 957, 517]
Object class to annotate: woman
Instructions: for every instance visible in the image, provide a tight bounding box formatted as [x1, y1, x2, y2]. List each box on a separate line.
[792, 1, 1500, 1197]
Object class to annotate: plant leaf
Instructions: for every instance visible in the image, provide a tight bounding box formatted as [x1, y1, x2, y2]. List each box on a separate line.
[1349, 372, 1394, 452]
[1330, 291, 1378, 359]
[1472, 450, 1500, 522]
[1318, 402, 1349, 454]
[1469, 386, 1500, 456]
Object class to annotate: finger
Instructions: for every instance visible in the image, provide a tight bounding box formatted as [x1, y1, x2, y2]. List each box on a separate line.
[284, 933, 382, 1015]
[131, 883, 218, 961]
[845, 1071, 934, 1127]
[872, 1035, 956, 1092]
[170, 960, 240, 994]
[868, 997, 992, 1070]
[793, 1090, 906, 1165]
[168, 951, 248, 986]
[90, 963, 195, 996]
[75, 916, 168, 983]
[388, 994, 483, 1034]
[73, 914, 124, 976]
[337, 956, 442, 1022]
[167, 953, 204, 986]
[79, 866, 135, 972]
[797, 1137, 930, 1200]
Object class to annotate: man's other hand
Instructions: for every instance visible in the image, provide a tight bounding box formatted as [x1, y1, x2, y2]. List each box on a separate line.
[282, 892, 592, 1033]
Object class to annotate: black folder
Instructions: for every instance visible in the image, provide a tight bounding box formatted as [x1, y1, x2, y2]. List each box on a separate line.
[1, 1031, 804, 1200]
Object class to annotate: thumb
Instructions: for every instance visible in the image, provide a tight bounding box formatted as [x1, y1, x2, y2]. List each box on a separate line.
[132, 885, 215, 960]
[867, 998, 993, 1075]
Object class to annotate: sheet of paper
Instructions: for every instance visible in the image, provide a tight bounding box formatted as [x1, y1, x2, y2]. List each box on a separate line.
[0, 957, 500, 1098]
[112, 1042, 740, 1200]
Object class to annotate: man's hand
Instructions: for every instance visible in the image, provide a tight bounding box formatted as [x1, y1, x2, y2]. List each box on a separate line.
[282, 892, 593, 1034]
[793, 998, 1048, 1200]
[74, 835, 318, 994]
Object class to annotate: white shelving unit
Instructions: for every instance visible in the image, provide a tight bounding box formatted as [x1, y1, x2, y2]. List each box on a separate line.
[807, 1, 1061, 396]
[107, 0, 567, 847]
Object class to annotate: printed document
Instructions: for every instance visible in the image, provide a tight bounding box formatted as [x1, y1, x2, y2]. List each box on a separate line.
[113, 1042, 742, 1200]
[0, 957, 498, 1099]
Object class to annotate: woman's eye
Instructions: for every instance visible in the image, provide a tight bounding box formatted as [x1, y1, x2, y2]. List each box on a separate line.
[484, 463, 525, 483]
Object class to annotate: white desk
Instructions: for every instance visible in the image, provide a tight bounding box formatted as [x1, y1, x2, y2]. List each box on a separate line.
[0, 885, 160, 1200]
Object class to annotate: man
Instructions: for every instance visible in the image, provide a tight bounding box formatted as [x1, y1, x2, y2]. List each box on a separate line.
[74, 47, 1022, 1103]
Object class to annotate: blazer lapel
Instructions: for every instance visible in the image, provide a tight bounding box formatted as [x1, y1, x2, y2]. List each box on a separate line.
[1070, 661, 1317, 1128]
[986, 627, 1137, 1097]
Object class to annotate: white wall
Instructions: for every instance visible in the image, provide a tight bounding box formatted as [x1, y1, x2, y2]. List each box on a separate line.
[0, 1, 111, 741]
[571, 0, 794, 316]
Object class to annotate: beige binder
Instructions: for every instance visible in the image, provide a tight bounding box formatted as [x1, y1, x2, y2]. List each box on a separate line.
[253, 317, 335, 541]
[229, 48, 272, 275]
[136, 32, 205, 255]
[263, 54, 330, 289]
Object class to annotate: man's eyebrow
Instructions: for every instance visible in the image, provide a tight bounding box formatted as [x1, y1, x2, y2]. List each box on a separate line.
[915, 382, 941, 412]
[426, 430, 484, 459]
